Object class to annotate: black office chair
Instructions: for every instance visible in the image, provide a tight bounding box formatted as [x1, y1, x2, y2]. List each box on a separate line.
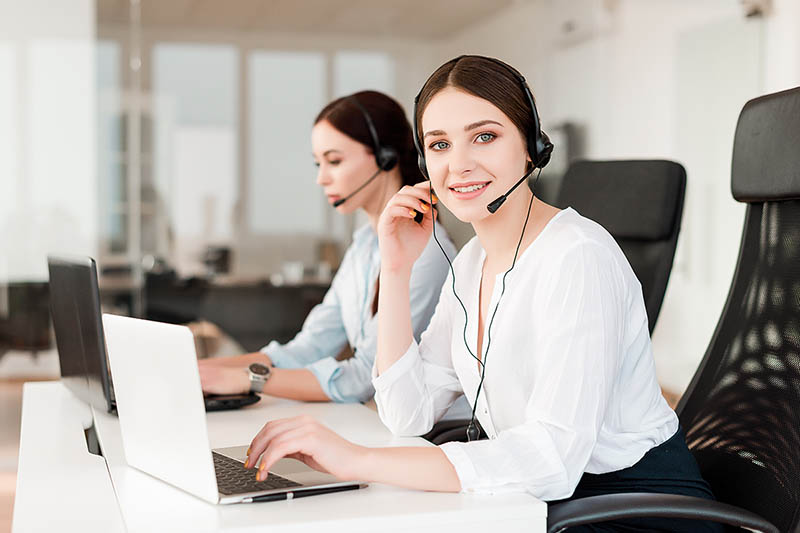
[556, 159, 686, 333]
[548, 86, 800, 533]
[425, 160, 686, 445]
[0, 282, 52, 361]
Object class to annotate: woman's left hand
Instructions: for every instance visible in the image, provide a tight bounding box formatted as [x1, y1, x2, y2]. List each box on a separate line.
[245, 415, 366, 481]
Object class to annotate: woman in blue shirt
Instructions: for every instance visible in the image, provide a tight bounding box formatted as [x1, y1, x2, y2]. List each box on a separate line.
[198, 90, 458, 404]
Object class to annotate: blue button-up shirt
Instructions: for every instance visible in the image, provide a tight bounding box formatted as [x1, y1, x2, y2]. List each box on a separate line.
[263, 222, 457, 403]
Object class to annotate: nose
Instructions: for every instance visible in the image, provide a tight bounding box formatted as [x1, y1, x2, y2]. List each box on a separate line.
[316, 165, 331, 186]
[448, 142, 476, 177]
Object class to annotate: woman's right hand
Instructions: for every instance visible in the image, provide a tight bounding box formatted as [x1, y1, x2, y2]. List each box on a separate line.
[377, 181, 438, 274]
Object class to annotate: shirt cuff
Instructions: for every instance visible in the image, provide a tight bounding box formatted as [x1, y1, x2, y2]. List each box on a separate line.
[439, 441, 480, 493]
[261, 340, 303, 369]
[305, 357, 342, 402]
[439, 442, 529, 495]
[371, 341, 419, 392]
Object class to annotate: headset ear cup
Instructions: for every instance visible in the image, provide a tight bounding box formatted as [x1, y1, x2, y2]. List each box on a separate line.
[532, 130, 553, 169]
[377, 146, 399, 171]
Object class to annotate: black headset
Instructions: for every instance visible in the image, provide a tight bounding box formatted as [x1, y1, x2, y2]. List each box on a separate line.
[350, 96, 399, 172]
[412, 55, 553, 180]
[411, 56, 551, 442]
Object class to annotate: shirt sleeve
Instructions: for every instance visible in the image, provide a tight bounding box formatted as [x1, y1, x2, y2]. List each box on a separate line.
[372, 268, 465, 436]
[439, 242, 629, 501]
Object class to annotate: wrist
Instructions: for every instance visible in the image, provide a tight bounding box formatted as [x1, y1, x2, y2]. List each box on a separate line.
[379, 268, 412, 285]
[246, 362, 272, 394]
[239, 370, 252, 395]
[349, 444, 374, 481]
[258, 352, 273, 366]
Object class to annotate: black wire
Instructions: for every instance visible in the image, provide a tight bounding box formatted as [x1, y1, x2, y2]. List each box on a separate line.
[429, 168, 543, 441]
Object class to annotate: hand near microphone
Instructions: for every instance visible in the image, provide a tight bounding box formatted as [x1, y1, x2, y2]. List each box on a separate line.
[377, 181, 437, 275]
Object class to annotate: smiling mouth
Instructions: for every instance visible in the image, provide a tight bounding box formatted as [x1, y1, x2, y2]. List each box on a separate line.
[450, 183, 489, 193]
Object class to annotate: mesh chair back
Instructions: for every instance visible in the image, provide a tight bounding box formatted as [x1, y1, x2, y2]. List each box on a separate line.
[556, 160, 686, 332]
[678, 86, 800, 532]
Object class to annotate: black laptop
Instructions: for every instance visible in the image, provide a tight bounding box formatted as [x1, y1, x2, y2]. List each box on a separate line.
[47, 255, 260, 413]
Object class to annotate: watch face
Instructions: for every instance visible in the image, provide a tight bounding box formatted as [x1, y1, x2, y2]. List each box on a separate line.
[249, 363, 270, 376]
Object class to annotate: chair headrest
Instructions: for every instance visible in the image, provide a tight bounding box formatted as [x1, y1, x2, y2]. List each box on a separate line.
[732, 86, 800, 202]
[557, 160, 686, 241]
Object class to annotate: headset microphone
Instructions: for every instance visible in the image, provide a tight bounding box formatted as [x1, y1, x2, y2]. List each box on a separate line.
[486, 165, 536, 214]
[332, 168, 383, 207]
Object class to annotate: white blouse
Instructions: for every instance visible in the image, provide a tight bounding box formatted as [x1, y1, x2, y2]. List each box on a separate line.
[372, 207, 679, 501]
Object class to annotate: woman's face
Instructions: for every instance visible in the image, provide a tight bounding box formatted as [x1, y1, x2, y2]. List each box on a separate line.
[420, 87, 530, 223]
[311, 120, 377, 215]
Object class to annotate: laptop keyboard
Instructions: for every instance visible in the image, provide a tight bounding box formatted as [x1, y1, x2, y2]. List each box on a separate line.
[212, 452, 302, 495]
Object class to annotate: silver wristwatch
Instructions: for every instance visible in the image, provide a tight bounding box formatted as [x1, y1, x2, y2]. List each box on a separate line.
[247, 363, 271, 393]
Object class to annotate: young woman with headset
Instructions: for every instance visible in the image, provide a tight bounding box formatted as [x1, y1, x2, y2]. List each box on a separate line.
[241, 57, 720, 531]
[198, 90, 459, 406]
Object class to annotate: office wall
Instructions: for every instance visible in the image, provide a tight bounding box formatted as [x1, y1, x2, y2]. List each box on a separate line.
[0, 0, 97, 283]
[97, 24, 438, 278]
[433, 0, 800, 393]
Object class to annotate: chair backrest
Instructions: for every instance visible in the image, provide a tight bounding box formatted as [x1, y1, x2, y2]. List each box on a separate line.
[0, 282, 51, 355]
[556, 160, 686, 332]
[677, 86, 800, 532]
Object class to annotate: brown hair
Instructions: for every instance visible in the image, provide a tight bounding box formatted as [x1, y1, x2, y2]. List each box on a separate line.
[315, 90, 423, 188]
[414, 56, 536, 159]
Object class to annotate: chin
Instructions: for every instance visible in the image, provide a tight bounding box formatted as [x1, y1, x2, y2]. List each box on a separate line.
[445, 203, 492, 224]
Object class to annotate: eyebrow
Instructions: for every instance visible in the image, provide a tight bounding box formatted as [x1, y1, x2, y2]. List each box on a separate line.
[423, 119, 504, 139]
[322, 149, 343, 157]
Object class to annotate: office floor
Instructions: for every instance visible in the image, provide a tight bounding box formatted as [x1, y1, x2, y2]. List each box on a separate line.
[0, 350, 60, 533]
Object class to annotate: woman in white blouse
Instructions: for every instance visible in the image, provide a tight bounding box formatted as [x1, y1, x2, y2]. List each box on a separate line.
[198, 91, 457, 405]
[243, 57, 719, 531]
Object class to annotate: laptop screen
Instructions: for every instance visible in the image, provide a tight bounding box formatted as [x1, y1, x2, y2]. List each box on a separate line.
[47, 255, 114, 412]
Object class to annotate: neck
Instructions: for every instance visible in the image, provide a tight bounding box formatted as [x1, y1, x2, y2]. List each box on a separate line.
[473, 188, 548, 270]
[364, 168, 403, 230]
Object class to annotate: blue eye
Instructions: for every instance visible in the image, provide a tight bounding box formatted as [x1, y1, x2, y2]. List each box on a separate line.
[429, 141, 449, 151]
[476, 132, 496, 143]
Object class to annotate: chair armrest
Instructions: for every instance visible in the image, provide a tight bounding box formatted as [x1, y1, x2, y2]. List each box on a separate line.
[547, 493, 778, 533]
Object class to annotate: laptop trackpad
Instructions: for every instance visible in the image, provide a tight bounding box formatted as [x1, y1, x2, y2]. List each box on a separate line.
[212, 445, 337, 485]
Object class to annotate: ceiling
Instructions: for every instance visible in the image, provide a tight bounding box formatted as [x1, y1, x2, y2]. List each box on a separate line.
[97, 0, 518, 40]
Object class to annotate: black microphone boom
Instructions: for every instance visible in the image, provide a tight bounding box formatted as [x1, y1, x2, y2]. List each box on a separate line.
[332, 168, 383, 207]
[486, 166, 535, 214]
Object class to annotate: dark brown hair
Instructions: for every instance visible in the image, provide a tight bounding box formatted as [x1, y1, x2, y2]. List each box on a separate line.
[414, 56, 536, 158]
[315, 90, 423, 188]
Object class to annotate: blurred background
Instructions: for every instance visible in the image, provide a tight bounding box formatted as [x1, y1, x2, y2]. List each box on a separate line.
[1, 0, 799, 529]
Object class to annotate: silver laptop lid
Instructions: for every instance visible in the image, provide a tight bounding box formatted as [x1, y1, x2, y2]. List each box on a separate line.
[103, 313, 219, 504]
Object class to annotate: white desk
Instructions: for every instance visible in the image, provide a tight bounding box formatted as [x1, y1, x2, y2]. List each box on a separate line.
[15, 382, 547, 532]
[13, 382, 126, 532]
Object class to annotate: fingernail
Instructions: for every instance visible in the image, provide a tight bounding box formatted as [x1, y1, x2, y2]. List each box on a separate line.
[408, 209, 417, 217]
[259, 462, 266, 472]
[432, 193, 439, 203]
[419, 203, 429, 212]
[246, 446, 251, 456]
[244, 458, 250, 468]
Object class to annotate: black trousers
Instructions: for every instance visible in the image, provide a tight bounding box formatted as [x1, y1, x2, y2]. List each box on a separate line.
[550, 427, 724, 532]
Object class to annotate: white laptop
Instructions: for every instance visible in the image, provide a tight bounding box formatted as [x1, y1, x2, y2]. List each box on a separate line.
[102, 313, 364, 505]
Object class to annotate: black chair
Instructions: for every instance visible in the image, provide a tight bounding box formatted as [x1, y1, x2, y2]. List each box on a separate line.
[425, 160, 687, 445]
[548, 86, 800, 532]
[0, 282, 51, 360]
[555, 159, 686, 334]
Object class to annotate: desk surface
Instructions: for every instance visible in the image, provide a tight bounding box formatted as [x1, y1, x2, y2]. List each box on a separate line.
[15, 382, 547, 532]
